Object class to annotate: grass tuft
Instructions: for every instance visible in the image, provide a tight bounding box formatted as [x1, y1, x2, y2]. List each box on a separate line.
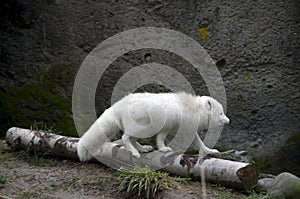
[30, 121, 62, 135]
[116, 165, 190, 199]
[241, 190, 272, 199]
[16, 151, 56, 167]
[67, 176, 108, 191]
[20, 190, 41, 199]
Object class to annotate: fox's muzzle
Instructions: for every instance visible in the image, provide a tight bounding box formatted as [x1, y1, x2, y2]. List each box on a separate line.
[223, 116, 230, 124]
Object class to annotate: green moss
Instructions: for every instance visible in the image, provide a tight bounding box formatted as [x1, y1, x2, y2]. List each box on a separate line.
[286, 132, 300, 148]
[0, 173, 7, 184]
[198, 27, 209, 43]
[252, 156, 273, 173]
[276, 132, 300, 175]
[0, 65, 78, 137]
[291, 181, 300, 190]
[253, 132, 300, 176]
[290, 182, 300, 199]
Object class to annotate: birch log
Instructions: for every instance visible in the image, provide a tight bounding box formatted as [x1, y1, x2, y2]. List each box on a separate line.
[6, 127, 79, 159]
[6, 127, 257, 190]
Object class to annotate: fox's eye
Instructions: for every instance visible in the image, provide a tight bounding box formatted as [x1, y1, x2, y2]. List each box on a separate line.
[220, 113, 223, 115]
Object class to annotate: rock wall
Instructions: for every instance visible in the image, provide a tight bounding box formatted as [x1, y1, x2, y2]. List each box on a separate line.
[0, 0, 299, 174]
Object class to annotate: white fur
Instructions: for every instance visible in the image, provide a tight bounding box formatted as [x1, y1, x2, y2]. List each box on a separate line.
[77, 92, 229, 161]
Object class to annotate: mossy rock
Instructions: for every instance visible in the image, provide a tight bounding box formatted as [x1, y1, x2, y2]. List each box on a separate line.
[0, 65, 77, 137]
[253, 132, 300, 176]
[268, 172, 300, 199]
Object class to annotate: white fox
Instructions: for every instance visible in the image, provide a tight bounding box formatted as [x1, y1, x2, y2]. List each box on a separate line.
[77, 92, 230, 161]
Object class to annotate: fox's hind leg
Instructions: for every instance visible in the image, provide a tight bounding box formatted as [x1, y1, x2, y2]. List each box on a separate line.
[131, 137, 153, 153]
[122, 133, 141, 158]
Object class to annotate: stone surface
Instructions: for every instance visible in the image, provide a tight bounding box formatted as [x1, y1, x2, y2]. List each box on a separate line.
[255, 178, 274, 193]
[268, 172, 300, 199]
[0, 0, 299, 173]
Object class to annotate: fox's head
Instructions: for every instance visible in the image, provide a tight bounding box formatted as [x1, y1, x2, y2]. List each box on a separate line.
[197, 96, 230, 127]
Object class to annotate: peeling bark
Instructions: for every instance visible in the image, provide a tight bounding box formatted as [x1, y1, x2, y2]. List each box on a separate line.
[6, 127, 257, 190]
[6, 127, 79, 160]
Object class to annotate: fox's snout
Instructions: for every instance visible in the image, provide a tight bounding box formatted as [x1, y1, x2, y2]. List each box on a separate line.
[223, 115, 230, 124]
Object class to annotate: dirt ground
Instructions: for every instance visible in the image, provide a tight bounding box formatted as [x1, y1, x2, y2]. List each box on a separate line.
[0, 139, 253, 199]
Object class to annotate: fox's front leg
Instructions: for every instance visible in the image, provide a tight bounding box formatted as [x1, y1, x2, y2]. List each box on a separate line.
[192, 133, 220, 155]
[122, 133, 141, 158]
[156, 132, 172, 152]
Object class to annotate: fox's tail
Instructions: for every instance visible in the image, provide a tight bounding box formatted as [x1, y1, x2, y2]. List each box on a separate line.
[77, 108, 119, 162]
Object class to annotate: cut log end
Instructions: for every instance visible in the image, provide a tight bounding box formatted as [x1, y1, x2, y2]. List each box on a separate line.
[237, 164, 258, 190]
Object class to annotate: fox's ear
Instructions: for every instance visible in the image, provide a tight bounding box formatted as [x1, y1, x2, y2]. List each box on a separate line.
[207, 100, 212, 110]
[197, 96, 212, 111]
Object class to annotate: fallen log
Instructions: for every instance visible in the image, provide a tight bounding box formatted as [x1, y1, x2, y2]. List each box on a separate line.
[6, 127, 79, 159]
[6, 127, 257, 190]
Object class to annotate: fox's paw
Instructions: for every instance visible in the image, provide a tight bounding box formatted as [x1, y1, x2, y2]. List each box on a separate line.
[138, 145, 153, 153]
[131, 151, 141, 158]
[159, 146, 173, 152]
[199, 149, 220, 157]
[208, 149, 220, 155]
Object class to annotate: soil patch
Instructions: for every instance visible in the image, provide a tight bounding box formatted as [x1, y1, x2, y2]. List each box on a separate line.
[0, 140, 251, 198]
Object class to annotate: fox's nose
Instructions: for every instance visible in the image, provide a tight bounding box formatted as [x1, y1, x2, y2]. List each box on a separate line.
[223, 116, 230, 124]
